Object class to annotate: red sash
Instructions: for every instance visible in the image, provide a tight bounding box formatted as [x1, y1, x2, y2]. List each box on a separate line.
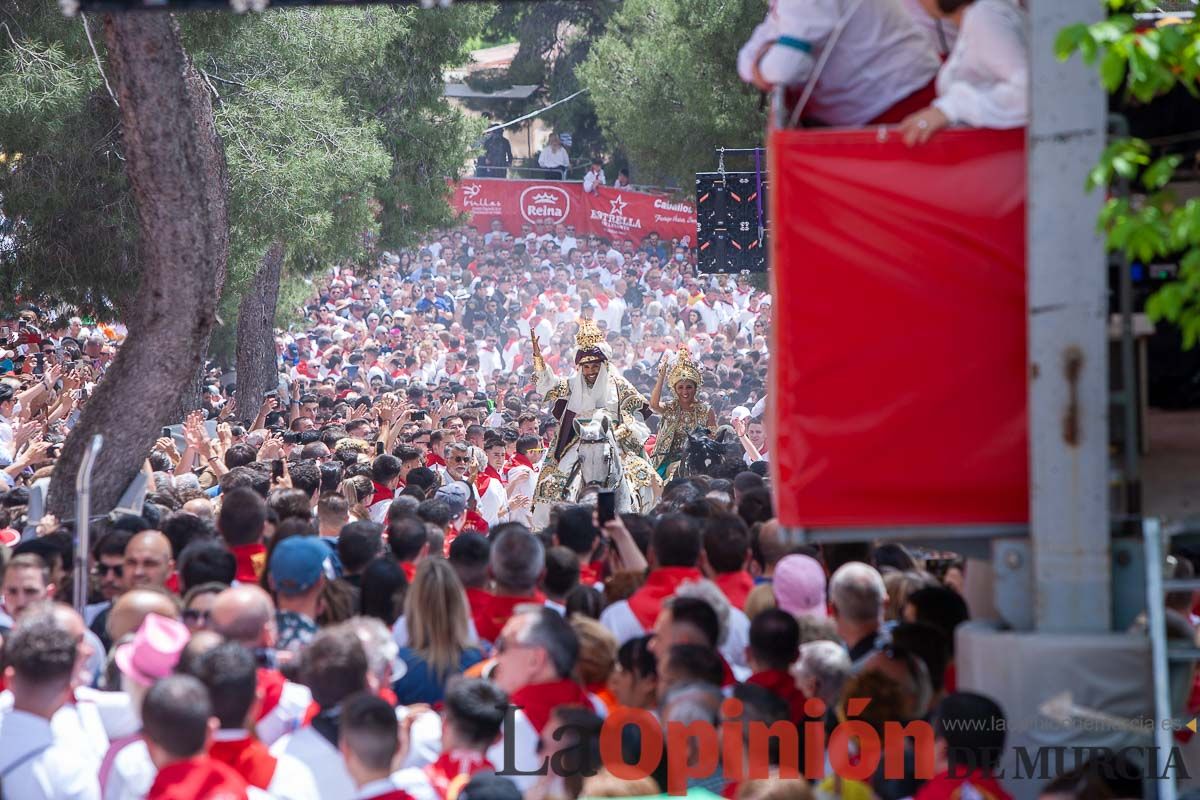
[510, 679, 592, 734]
[626, 567, 703, 630]
[869, 79, 938, 125]
[231, 543, 267, 584]
[209, 735, 277, 790]
[714, 571, 754, 611]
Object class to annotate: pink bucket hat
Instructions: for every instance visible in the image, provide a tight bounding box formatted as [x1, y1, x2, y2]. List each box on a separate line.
[115, 612, 190, 687]
[773, 554, 828, 619]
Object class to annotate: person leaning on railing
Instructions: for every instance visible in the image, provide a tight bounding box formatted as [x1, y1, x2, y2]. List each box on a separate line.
[537, 133, 571, 180]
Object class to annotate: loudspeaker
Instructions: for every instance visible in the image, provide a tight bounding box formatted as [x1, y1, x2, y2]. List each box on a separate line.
[695, 171, 769, 274]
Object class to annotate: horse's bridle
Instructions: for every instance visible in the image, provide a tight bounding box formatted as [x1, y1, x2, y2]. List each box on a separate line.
[576, 418, 620, 488]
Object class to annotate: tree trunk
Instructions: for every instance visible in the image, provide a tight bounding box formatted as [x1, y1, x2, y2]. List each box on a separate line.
[47, 12, 229, 520]
[235, 240, 285, 418]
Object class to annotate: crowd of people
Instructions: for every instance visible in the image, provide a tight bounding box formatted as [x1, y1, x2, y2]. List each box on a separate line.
[0, 214, 1139, 800]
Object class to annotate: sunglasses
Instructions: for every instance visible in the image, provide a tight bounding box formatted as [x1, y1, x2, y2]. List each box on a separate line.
[183, 608, 211, 627]
[93, 563, 124, 578]
[451, 456, 472, 464]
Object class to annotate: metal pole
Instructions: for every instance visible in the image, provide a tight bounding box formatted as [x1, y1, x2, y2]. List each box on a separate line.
[1110, 114, 1141, 518]
[73, 434, 103, 614]
[1143, 518, 1177, 800]
[1027, 0, 1111, 632]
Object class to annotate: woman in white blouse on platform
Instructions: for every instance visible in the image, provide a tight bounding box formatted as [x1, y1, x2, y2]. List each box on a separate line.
[898, 0, 1028, 145]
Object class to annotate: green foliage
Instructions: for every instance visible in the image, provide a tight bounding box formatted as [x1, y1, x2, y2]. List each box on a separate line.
[0, 4, 484, 332]
[579, 0, 768, 188]
[1058, 2, 1200, 345]
[475, 2, 616, 164]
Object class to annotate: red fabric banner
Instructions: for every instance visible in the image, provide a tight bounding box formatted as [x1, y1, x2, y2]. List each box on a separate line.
[768, 128, 1028, 527]
[451, 179, 697, 243]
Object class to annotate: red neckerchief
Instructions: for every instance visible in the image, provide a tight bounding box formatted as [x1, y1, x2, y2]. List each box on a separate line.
[362, 790, 416, 800]
[400, 562, 417, 582]
[746, 669, 807, 723]
[626, 566, 703, 630]
[475, 474, 492, 495]
[483, 465, 504, 484]
[370, 481, 395, 507]
[426, 452, 446, 467]
[422, 751, 494, 800]
[713, 571, 754, 611]
[594, 293, 610, 310]
[469, 589, 545, 644]
[509, 453, 536, 472]
[209, 734, 276, 790]
[146, 756, 249, 800]
[915, 770, 1012, 800]
[510, 679, 592, 734]
[255, 669, 286, 721]
[231, 543, 267, 584]
[579, 560, 605, 587]
[463, 510, 489, 535]
[719, 656, 737, 689]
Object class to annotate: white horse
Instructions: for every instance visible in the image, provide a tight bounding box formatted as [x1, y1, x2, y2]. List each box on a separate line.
[571, 413, 635, 515]
[532, 411, 652, 529]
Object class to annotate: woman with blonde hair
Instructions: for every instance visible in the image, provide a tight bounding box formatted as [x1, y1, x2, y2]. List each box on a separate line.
[393, 557, 482, 705]
[340, 475, 374, 521]
[883, 569, 937, 623]
[570, 614, 618, 712]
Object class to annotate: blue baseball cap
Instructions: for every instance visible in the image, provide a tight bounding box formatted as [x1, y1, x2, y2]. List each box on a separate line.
[269, 536, 328, 596]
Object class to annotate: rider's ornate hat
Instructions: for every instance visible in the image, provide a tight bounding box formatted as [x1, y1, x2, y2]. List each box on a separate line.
[668, 346, 702, 388]
[574, 318, 610, 365]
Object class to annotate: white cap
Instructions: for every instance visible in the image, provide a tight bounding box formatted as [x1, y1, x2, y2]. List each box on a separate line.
[731, 406, 751, 422]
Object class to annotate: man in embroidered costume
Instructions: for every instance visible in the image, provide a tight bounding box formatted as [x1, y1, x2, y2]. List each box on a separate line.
[529, 319, 658, 525]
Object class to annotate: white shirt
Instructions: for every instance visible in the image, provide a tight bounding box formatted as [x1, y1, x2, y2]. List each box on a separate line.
[211, 730, 320, 800]
[476, 477, 509, 528]
[582, 169, 606, 193]
[255, 679, 313, 747]
[270, 725, 356, 800]
[737, 0, 940, 127]
[599, 599, 646, 646]
[900, 0, 957, 54]
[101, 737, 154, 800]
[0, 709, 99, 800]
[933, 0, 1028, 128]
[537, 145, 571, 171]
[591, 296, 626, 333]
[505, 464, 537, 528]
[478, 347, 503, 377]
[0, 412, 14, 465]
[0, 688, 137, 778]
